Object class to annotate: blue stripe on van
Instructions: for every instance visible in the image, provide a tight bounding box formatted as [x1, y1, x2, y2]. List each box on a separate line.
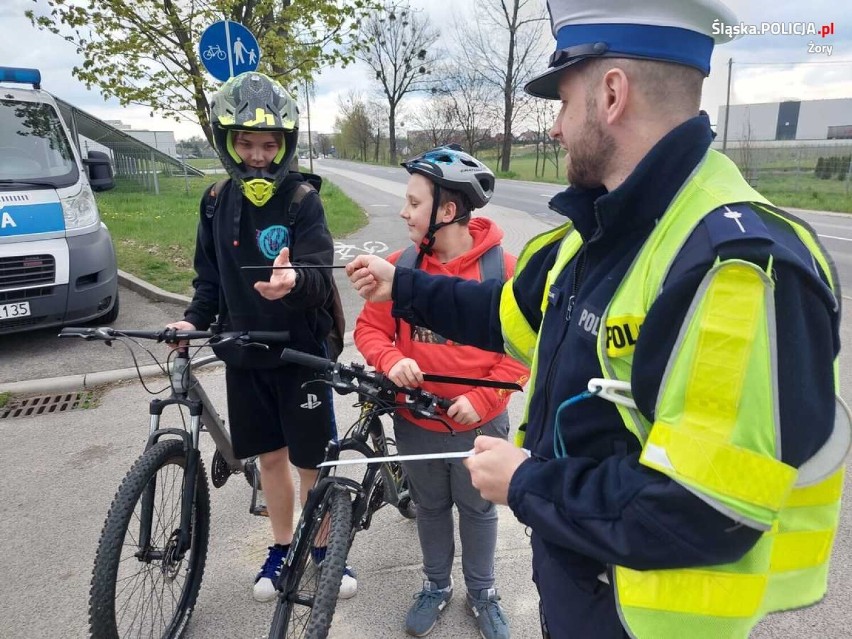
[0, 202, 65, 237]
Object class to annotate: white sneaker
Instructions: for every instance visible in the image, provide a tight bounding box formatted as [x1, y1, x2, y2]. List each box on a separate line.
[253, 577, 277, 603]
[339, 566, 358, 599]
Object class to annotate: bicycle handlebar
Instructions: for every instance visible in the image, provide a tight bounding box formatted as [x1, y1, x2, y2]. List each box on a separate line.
[280, 348, 454, 418]
[59, 326, 291, 345]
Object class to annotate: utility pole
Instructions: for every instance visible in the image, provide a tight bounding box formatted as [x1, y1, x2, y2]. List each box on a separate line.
[722, 57, 733, 154]
[305, 79, 314, 173]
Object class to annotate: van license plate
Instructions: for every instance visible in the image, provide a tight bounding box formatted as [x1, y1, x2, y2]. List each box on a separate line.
[0, 302, 31, 320]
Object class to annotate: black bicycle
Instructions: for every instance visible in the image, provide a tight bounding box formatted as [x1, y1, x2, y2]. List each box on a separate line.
[267, 348, 463, 639]
[60, 326, 293, 639]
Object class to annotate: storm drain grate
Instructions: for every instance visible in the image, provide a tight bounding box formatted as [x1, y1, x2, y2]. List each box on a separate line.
[0, 391, 96, 419]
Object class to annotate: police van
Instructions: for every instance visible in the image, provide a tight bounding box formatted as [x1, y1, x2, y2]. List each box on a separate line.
[0, 67, 119, 335]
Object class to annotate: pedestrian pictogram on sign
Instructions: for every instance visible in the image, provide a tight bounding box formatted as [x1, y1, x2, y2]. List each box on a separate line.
[199, 21, 261, 81]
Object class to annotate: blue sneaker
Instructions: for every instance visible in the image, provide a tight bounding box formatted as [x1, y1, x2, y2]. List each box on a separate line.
[253, 544, 288, 602]
[466, 588, 510, 639]
[405, 579, 453, 637]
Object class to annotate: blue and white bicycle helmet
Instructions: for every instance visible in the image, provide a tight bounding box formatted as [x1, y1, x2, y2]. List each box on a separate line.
[401, 144, 495, 255]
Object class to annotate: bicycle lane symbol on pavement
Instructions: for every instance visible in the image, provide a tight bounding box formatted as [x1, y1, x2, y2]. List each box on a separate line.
[198, 21, 261, 82]
[333, 240, 389, 262]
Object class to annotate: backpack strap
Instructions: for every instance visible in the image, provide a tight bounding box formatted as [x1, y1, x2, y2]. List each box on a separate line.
[204, 178, 230, 219]
[478, 245, 505, 282]
[288, 182, 317, 227]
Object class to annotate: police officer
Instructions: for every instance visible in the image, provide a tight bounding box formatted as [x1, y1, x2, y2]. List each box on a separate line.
[346, 0, 849, 637]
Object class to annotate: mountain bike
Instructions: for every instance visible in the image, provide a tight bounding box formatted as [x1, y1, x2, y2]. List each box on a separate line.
[59, 326, 292, 639]
[267, 348, 459, 639]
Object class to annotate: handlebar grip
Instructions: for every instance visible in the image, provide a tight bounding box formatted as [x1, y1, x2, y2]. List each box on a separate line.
[436, 397, 453, 411]
[280, 348, 334, 371]
[244, 331, 291, 344]
[59, 326, 94, 337]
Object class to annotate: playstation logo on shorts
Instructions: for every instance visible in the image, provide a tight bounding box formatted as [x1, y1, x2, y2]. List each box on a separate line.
[300, 393, 322, 410]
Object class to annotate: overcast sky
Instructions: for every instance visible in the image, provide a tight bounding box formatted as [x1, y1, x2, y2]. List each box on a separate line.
[2, 0, 850, 141]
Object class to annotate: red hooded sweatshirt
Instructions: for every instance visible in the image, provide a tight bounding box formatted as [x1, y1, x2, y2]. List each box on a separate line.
[354, 217, 530, 432]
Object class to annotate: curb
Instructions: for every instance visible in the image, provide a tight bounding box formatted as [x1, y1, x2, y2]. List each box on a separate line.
[1, 272, 355, 396]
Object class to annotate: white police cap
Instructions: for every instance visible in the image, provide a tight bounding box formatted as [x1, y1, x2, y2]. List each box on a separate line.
[525, 0, 738, 99]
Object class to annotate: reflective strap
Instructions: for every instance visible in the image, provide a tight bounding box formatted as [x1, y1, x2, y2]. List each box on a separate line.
[642, 422, 797, 511]
[616, 566, 766, 617]
[785, 468, 844, 507]
[770, 529, 835, 572]
[541, 230, 583, 313]
[500, 279, 537, 366]
[682, 263, 762, 439]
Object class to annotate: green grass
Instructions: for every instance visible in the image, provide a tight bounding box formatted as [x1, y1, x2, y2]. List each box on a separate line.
[186, 158, 223, 170]
[96, 174, 367, 295]
[0, 392, 9, 409]
[749, 173, 852, 213]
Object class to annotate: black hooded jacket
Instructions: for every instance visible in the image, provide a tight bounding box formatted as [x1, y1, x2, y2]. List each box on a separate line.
[184, 171, 334, 368]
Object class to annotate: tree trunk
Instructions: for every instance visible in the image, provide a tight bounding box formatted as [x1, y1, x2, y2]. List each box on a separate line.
[388, 104, 397, 165]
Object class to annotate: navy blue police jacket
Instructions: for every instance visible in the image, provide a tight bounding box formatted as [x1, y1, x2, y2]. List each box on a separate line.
[391, 115, 839, 620]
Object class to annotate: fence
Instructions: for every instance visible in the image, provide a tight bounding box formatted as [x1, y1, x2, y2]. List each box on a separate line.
[714, 140, 852, 197]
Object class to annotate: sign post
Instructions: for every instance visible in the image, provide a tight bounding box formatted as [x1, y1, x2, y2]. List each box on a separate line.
[199, 21, 261, 81]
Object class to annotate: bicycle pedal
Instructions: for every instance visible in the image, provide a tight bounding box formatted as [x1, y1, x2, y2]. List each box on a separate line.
[250, 504, 269, 517]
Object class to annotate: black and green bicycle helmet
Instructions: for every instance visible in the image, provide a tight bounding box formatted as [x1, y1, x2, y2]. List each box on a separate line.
[209, 72, 299, 206]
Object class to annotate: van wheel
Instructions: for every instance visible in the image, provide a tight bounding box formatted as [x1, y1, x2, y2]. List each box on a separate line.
[99, 290, 120, 324]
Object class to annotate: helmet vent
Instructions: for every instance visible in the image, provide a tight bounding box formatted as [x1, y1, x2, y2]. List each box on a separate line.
[461, 158, 479, 167]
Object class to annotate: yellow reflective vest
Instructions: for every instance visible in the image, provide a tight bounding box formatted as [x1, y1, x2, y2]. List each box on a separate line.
[501, 150, 849, 638]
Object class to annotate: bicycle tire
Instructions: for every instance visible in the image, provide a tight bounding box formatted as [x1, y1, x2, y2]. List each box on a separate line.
[268, 485, 352, 639]
[89, 439, 210, 639]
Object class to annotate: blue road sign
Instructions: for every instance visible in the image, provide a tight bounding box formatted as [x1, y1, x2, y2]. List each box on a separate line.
[199, 21, 261, 82]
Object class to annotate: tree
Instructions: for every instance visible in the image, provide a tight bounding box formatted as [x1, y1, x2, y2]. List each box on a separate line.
[356, 1, 439, 163]
[441, 66, 500, 155]
[27, 0, 379, 147]
[455, 0, 547, 172]
[335, 92, 372, 161]
[407, 94, 454, 152]
[366, 100, 389, 163]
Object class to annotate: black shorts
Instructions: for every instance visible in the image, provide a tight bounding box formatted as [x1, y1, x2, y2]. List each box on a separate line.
[225, 364, 336, 468]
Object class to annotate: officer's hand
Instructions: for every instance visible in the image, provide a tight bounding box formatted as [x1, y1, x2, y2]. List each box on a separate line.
[346, 255, 394, 302]
[254, 247, 297, 300]
[164, 320, 196, 350]
[464, 436, 528, 505]
[388, 357, 423, 388]
[447, 396, 481, 426]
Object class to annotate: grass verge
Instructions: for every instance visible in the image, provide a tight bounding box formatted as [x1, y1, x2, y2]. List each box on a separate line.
[0, 392, 10, 409]
[95, 174, 367, 295]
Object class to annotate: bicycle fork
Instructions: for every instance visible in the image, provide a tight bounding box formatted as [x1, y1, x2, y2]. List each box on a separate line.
[137, 396, 204, 562]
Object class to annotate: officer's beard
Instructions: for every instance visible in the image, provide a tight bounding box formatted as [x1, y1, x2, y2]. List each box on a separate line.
[566, 96, 616, 190]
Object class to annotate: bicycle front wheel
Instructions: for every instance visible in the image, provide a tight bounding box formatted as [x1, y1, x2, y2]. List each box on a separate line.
[269, 485, 352, 639]
[89, 439, 210, 639]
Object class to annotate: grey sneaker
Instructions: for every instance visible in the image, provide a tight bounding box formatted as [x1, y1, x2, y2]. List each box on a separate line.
[405, 579, 453, 637]
[466, 588, 510, 639]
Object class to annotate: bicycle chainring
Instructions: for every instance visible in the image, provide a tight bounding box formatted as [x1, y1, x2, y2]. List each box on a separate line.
[211, 449, 232, 488]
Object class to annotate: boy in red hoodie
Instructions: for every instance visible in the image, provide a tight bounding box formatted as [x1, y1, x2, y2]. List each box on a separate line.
[354, 145, 528, 639]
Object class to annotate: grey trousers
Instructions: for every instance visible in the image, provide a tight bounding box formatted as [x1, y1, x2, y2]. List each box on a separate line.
[393, 411, 510, 594]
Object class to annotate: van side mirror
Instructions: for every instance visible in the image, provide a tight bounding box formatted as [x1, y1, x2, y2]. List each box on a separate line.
[83, 150, 115, 192]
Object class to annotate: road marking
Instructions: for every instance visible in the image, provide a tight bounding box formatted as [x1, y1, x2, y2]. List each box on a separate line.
[369, 204, 389, 207]
[818, 234, 852, 243]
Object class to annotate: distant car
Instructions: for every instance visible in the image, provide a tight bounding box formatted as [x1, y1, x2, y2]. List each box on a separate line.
[0, 66, 119, 334]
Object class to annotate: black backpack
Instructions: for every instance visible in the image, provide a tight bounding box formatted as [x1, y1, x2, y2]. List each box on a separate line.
[205, 178, 346, 361]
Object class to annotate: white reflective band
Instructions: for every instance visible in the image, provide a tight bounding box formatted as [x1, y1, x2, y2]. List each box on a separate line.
[317, 450, 475, 468]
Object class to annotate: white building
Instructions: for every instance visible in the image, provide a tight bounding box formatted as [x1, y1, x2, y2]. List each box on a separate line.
[717, 98, 852, 143]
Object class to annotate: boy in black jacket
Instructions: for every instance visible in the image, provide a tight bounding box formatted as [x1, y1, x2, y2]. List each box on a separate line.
[168, 72, 356, 602]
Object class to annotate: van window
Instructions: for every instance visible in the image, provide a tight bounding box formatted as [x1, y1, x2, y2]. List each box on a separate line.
[0, 99, 79, 188]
